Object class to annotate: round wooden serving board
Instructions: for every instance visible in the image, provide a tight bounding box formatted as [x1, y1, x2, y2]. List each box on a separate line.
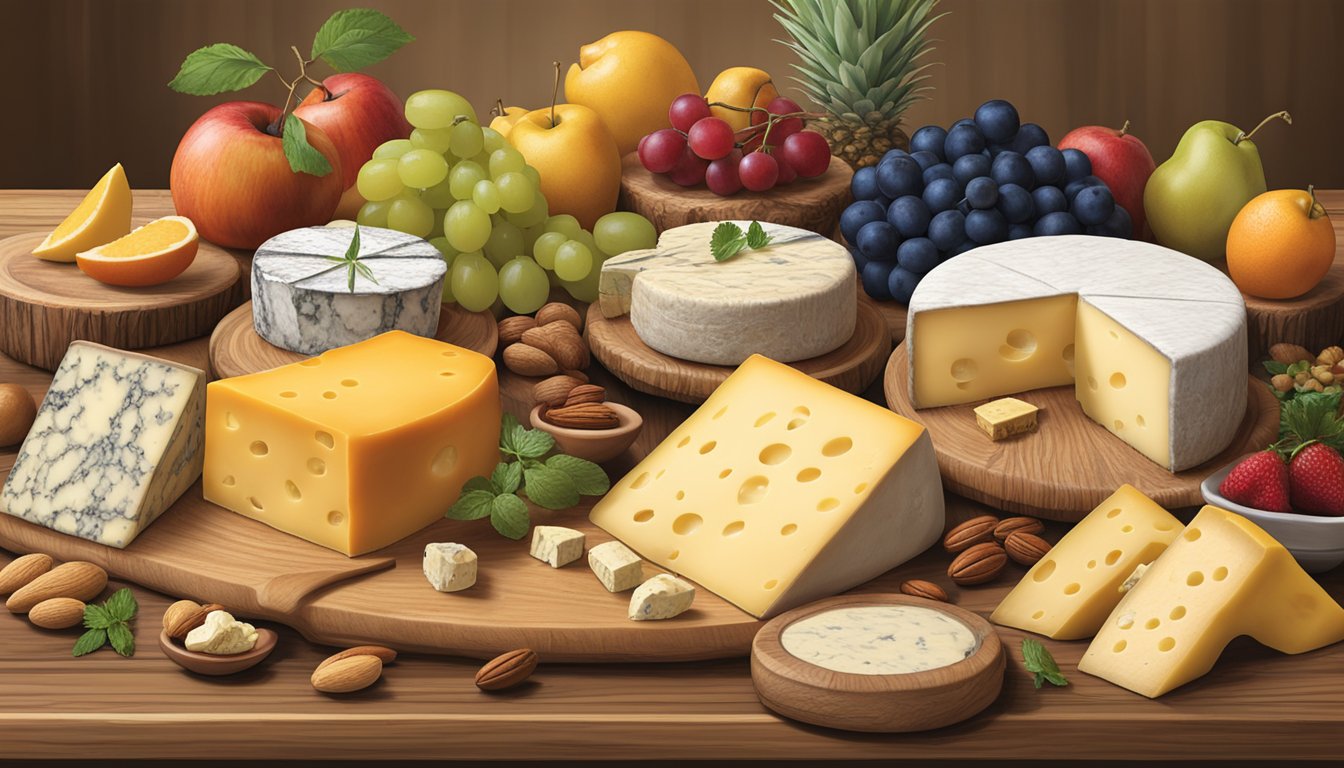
[208, 301, 498, 379]
[618, 152, 854, 237]
[883, 343, 1280, 520]
[0, 231, 243, 370]
[586, 295, 892, 404]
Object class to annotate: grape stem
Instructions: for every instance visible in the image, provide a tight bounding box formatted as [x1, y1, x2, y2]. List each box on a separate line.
[1234, 110, 1291, 145]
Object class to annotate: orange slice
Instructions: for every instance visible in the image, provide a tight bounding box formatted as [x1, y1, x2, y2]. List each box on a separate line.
[33, 163, 133, 263]
[76, 216, 199, 287]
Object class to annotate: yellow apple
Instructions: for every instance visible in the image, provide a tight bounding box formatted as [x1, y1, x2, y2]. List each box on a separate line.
[489, 106, 529, 139]
[705, 67, 779, 132]
[508, 103, 621, 230]
[565, 30, 699, 156]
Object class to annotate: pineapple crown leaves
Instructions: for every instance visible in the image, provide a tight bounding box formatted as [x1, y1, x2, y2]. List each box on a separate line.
[1278, 392, 1344, 459]
[770, 0, 947, 119]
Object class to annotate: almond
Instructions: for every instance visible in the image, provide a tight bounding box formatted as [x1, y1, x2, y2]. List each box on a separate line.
[502, 343, 559, 377]
[498, 316, 537, 346]
[311, 654, 383, 694]
[1269, 343, 1313, 366]
[316, 645, 398, 672]
[7, 561, 107, 613]
[536, 302, 582, 333]
[563, 384, 606, 407]
[162, 599, 202, 631]
[993, 516, 1045, 543]
[0, 553, 54, 595]
[532, 375, 584, 407]
[164, 603, 211, 641]
[523, 325, 587, 371]
[544, 402, 620, 430]
[948, 542, 1008, 586]
[899, 579, 948, 602]
[562, 369, 589, 383]
[475, 648, 538, 691]
[1005, 531, 1052, 566]
[942, 515, 999, 554]
[28, 597, 86, 629]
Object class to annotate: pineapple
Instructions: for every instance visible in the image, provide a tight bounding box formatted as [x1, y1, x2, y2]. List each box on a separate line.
[772, 0, 944, 169]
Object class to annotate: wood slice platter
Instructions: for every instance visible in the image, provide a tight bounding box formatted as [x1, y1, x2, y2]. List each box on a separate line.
[208, 301, 498, 379]
[0, 231, 243, 370]
[1230, 258, 1344, 362]
[586, 295, 891, 404]
[872, 297, 908, 344]
[618, 152, 853, 236]
[883, 343, 1280, 520]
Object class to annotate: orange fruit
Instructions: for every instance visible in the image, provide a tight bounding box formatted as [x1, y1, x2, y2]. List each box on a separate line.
[32, 163, 133, 262]
[75, 216, 199, 287]
[1226, 187, 1336, 299]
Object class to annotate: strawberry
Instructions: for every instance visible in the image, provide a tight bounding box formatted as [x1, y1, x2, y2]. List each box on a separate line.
[1219, 450, 1292, 513]
[1288, 442, 1344, 516]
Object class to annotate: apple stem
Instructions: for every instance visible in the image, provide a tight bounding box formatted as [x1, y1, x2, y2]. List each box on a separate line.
[549, 61, 561, 129]
[1235, 110, 1292, 145]
[1308, 185, 1327, 220]
[1118, 119, 1130, 137]
[491, 99, 506, 118]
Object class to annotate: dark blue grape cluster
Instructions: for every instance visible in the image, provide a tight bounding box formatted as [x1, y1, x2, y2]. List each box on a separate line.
[843, 99, 1133, 304]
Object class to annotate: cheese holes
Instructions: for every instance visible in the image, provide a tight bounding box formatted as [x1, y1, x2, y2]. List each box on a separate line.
[1113, 640, 1127, 653]
[322, 391, 338, 400]
[440, 371, 455, 377]
[1032, 610, 1045, 620]
[677, 436, 691, 448]
[738, 476, 769, 504]
[633, 509, 654, 523]
[1087, 376, 1099, 391]
[1086, 559, 1097, 569]
[1105, 549, 1122, 565]
[1121, 524, 1134, 533]
[1212, 566, 1228, 582]
[327, 510, 344, 526]
[441, 350, 457, 357]
[280, 391, 297, 399]
[672, 513, 703, 535]
[1183, 527, 1202, 542]
[1106, 507, 1123, 518]
[1136, 414, 1147, 428]
[712, 406, 728, 420]
[431, 445, 458, 477]
[780, 523, 797, 536]
[797, 468, 821, 483]
[1113, 419, 1124, 431]
[249, 441, 269, 456]
[1170, 606, 1187, 620]
[759, 444, 791, 465]
[754, 412, 776, 428]
[675, 490, 685, 500]
[248, 497, 264, 511]
[854, 482, 869, 494]
[718, 469, 733, 479]
[817, 497, 840, 512]
[1117, 614, 1135, 629]
[315, 431, 335, 449]
[821, 437, 852, 457]
[341, 379, 358, 387]
[1032, 559, 1057, 582]
[1187, 571, 1204, 587]
[763, 579, 779, 590]
[667, 550, 680, 561]
[1158, 637, 1176, 652]
[722, 521, 745, 537]
[1062, 344, 1075, 364]
[787, 406, 810, 430]
[285, 481, 302, 501]
[631, 472, 650, 489]
[1110, 372, 1127, 389]
[1109, 330, 1120, 340]
[699, 441, 717, 455]
[307, 458, 326, 476]
[1145, 618, 1160, 630]
[950, 358, 978, 386]
[222, 475, 236, 487]
[225, 413, 239, 430]
[1063, 582, 1081, 595]
[999, 329, 1037, 361]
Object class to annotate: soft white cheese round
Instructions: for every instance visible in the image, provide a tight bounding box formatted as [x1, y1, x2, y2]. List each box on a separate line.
[780, 605, 978, 675]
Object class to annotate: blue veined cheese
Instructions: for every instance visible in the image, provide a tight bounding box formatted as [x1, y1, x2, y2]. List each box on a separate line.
[780, 605, 978, 675]
[628, 573, 695, 620]
[597, 222, 856, 366]
[0, 342, 205, 548]
[423, 542, 478, 592]
[252, 225, 447, 356]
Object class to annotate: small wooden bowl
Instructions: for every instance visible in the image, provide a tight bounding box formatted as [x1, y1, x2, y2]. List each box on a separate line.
[751, 594, 1005, 733]
[158, 628, 278, 676]
[528, 402, 643, 464]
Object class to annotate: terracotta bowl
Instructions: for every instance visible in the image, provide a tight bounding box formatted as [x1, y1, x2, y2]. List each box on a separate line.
[529, 402, 643, 465]
[159, 627, 279, 676]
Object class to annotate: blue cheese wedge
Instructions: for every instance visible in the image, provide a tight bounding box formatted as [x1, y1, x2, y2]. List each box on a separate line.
[588, 540, 643, 592]
[597, 222, 856, 365]
[252, 226, 446, 355]
[530, 525, 585, 568]
[423, 542, 478, 592]
[780, 605, 978, 675]
[628, 573, 695, 620]
[0, 342, 205, 548]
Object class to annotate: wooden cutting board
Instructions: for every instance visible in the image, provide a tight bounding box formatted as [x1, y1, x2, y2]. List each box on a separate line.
[883, 343, 1281, 520]
[0, 231, 243, 370]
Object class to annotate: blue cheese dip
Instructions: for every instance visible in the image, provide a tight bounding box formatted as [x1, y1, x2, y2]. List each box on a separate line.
[780, 605, 978, 675]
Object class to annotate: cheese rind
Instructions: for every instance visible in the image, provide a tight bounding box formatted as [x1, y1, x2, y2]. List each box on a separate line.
[423, 542, 478, 592]
[530, 526, 585, 568]
[598, 222, 856, 365]
[629, 574, 695, 620]
[203, 331, 500, 556]
[590, 355, 944, 619]
[252, 226, 446, 356]
[0, 342, 205, 548]
[588, 540, 643, 592]
[906, 235, 1247, 471]
[991, 484, 1182, 640]
[1079, 506, 1344, 698]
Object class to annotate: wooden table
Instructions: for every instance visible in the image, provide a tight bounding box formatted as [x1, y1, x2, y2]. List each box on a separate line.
[0, 191, 1341, 765]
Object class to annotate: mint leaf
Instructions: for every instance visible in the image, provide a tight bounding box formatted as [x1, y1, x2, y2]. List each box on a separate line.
[513, 428, 556, 459]
[500, 413, 523, 454]
[463, 475, 495, 495]
[83, 603, 114, 630]
[104, 587, 138, 623]
[1288, 360, 1311, 377]
[168, 43, 273, 95]
[72, 629, 107, 657]
[492, 462, 522, 495]
[311, 8, 413, 72]
[490, 494, 530, 540]
[1263, 360, 1289, 376]
[446, 489, 497, 521]
[545, 454, 610, 496]
[281, 113, 334, 178]
[710, 222, 747, 262]
[107, 623, 135, 657]
[1022, 638, 1068, 688]
[746, 220, 772, 249]
[523, 467, 580, 510]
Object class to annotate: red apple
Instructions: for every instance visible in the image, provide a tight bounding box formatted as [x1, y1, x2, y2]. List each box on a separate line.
[1058, 121, 1157, 239]
[295, 73, 410, 189]
[170, 101, 344, 250]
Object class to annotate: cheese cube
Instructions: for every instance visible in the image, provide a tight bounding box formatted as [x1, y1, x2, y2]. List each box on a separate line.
[991, 484, 1182, 639]
[423, 542, 477, 592]
[629, 574, 695, 620]
[530, 525, 584, 567]
[0, 342, 205, 548]
[973, 397, 1038, 440]
[588, 541, 643, 592]
[203, 331, 500, 556]
[1079, 506, 1344, 697]
[590, 355, 945, 619]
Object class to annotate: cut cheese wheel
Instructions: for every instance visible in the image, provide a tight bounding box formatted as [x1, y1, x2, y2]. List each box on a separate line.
[906, 235, 1246, 471]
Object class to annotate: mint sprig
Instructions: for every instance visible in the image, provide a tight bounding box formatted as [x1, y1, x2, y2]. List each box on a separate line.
[710, 221, 775, 262]
[447, 414, 611, 539]
[322, 225, 378, 292]
[73, 588, 138, 657]
[1021, 638, 1068, 688]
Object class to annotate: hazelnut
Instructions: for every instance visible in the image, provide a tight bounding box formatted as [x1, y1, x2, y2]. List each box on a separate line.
[1271, 374, 1294, 393]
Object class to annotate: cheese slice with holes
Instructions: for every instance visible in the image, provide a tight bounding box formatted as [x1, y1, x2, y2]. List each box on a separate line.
[203, 331, 500, 556]
[589, 354, 944, 619]
[1079, 506, 1344, 698]
[906, 235, 1246, 471]
[991, 484, 1182, 639]
[597, 222, 856, 365]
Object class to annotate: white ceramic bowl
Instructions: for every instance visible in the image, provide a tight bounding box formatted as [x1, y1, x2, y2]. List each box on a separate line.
[1201, 455, 1344, 573]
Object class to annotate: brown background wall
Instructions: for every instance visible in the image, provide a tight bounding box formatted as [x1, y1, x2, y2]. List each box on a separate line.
[1, 0, 1340, 190]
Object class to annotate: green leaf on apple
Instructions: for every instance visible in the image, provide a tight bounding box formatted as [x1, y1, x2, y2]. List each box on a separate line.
[311, 8, 414, 73]
[281, 113, 334, 177]
[168, 43, 273, 96]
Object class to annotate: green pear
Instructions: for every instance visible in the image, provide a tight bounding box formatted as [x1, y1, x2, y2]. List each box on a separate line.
[1144, 111, 1291, 262]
